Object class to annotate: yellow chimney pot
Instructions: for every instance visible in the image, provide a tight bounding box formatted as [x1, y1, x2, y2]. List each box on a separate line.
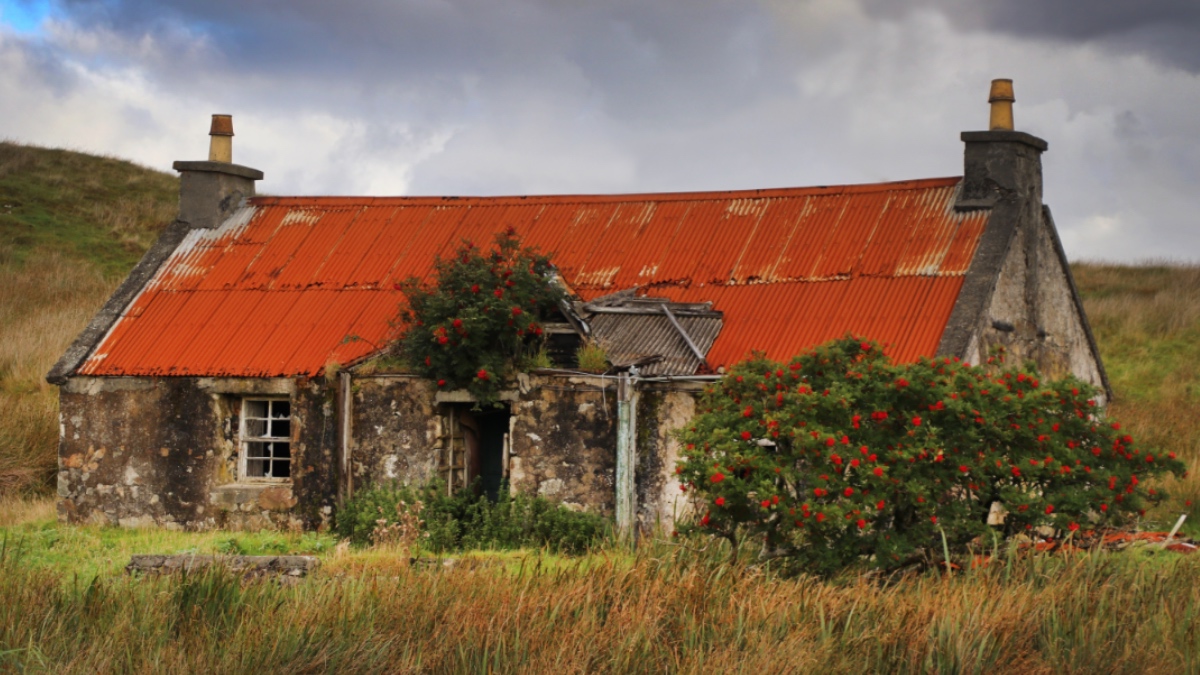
[208, 114, 234, 163]
[988, 79, 1015, 131]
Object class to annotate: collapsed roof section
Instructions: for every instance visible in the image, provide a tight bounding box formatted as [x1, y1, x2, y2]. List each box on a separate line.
[580, 291, 723, 376]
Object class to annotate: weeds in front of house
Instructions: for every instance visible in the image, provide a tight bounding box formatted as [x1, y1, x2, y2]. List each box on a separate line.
[370, 498, 426, 562]
[336, 482, 609, 554]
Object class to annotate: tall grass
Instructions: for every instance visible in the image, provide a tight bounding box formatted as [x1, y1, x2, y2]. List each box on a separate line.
[1074, 263, 1200, 526]
[1, 537, 1199, 673]
[0, 252, 115, 495]
[0, 495, 54, 527]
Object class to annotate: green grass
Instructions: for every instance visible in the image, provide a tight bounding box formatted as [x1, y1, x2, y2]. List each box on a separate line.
[0, 512, 337, 580]
[0, 141, 176, 276]
[0, 498, 610, 581]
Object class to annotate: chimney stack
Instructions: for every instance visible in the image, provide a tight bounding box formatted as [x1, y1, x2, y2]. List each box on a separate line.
[173, 114, 263, 230]
[957, 79, 1046, 210]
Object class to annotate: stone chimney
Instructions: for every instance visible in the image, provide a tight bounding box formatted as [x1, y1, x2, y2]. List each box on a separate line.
[957, 79, 1047, 211]
[172, 114, 263, 229]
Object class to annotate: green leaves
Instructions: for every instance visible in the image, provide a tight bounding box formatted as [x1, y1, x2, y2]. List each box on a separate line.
[676, 337, 1187, 576]
[395, 229, 565, 405]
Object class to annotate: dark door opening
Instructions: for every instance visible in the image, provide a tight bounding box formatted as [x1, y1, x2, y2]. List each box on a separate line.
[474, 407, 510, 501]
[445, 404, 511, 502]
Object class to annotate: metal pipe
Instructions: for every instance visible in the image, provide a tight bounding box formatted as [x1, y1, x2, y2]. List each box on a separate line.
[339, 370, 353, 502]
[615, 372, 640, 541]
[661, 304, 709, 364]
[638, 375, 723, 382]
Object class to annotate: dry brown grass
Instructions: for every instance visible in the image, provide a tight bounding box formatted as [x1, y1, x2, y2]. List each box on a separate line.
[0, 495, 55, 526]
[0, 251, 114, 495]
[1073, 263, 1200, 522]
[1, 540, 1198, 673]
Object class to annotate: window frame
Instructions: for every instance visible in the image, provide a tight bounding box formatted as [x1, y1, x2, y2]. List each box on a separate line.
[238, 397, 293, 483]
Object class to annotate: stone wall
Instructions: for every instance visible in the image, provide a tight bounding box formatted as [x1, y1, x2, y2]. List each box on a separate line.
[964, 211, 1106, 399]
[57, 376, 339, 530]
[636, 386, 697, 533]
[59, 371, 705, 530]
[348, 373, 700, 523]
[346, 376, 441, 491]
[505, 374, 617, 513]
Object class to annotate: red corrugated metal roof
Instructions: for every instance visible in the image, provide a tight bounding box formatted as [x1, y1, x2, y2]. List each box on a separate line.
[78, 177, 988, 377]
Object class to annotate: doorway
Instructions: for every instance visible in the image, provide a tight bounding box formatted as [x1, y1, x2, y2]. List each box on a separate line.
[439, 404, 511, 501]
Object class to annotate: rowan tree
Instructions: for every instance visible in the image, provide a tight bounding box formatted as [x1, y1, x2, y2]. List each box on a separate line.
[675, 337, 1186, 575]
[395, 228, 564, 405]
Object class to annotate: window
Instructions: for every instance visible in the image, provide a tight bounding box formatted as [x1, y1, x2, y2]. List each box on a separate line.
[240, 399, 291, 480]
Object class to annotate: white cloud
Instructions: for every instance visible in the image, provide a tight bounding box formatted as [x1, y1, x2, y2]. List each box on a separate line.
[1, 0, 1198, 261]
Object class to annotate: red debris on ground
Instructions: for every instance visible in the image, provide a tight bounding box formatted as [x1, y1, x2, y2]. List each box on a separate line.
[1016, 529, 1196, 554]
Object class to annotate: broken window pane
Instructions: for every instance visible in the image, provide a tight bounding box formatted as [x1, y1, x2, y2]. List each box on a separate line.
[240, 398, 291, 481]
[245, 418, 268, 437]
[245, 400, 269, 418]
[270, 419, 290, 438]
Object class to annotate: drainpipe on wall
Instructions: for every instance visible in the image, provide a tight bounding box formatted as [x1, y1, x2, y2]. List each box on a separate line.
[615, 370, 640, 541]
[339, 370, 353, 503]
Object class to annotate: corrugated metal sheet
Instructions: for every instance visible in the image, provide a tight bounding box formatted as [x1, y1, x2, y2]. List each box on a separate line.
[78, 177, 988, 378]
[586, 301, 723, 376]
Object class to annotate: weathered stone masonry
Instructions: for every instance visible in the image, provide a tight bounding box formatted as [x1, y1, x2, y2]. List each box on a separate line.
[59, 371, 701, 531]
[58, 376, 339, 530]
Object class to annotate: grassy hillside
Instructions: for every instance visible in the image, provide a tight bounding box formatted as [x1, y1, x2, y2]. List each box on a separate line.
[0, 142, 176, 494]
[0, 141, 177, 273]
[1074, 264, 1200, 516]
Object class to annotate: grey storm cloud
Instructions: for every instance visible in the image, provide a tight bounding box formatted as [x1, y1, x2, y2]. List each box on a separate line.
[862, 0, 1200, 72]
[3, 0, 1200, 260]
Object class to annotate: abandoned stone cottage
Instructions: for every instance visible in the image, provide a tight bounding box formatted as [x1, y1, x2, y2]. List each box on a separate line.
[47, 80, 1109, 532]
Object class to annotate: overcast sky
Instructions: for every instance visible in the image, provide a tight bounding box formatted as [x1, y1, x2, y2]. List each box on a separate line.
[2, 0, 1198, 262]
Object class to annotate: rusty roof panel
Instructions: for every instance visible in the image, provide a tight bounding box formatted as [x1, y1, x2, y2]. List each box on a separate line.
[272, 208, 357, 289]
[729, 196, 804, 284]
[80, 177, 987, 377]
[619, 200, 693, 288]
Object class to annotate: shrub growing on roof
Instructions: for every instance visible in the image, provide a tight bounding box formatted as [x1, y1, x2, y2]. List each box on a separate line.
[675, 337, 1186, 576]
[395, 228, 565, 405]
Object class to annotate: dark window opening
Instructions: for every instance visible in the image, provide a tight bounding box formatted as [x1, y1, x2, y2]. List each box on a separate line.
[241, 398, 292, 480]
